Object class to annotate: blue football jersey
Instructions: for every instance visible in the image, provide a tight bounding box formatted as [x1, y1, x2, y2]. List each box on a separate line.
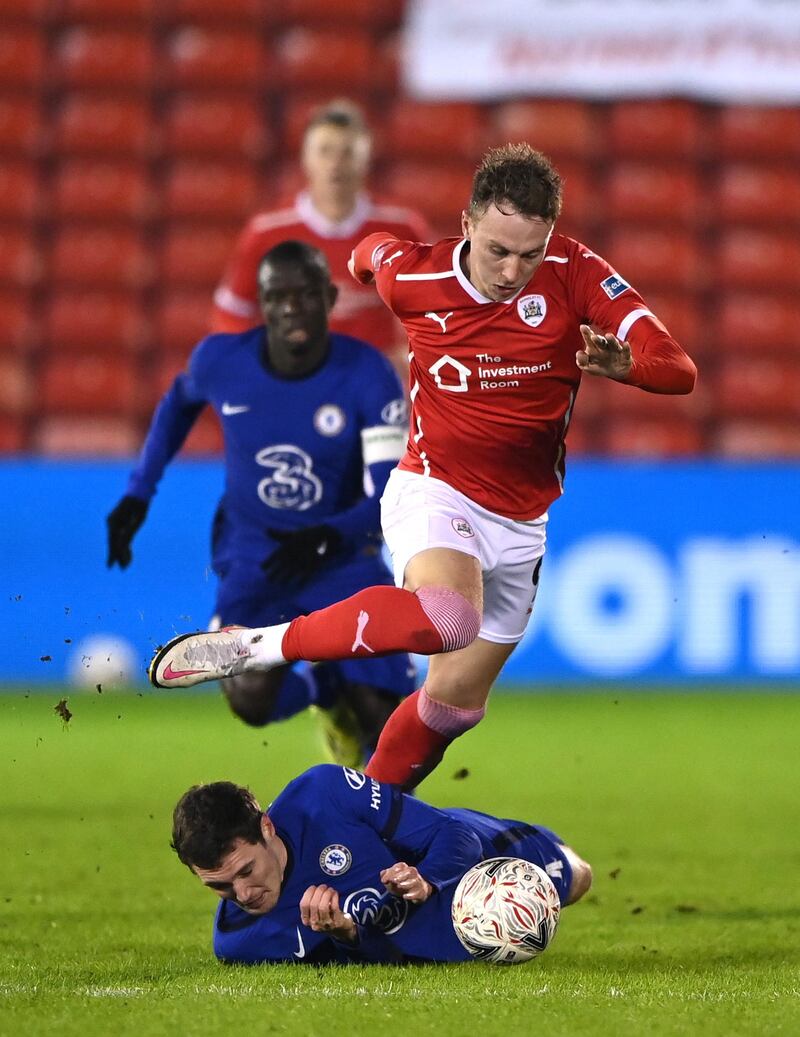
[127, 329, 407, 570]
[212, 765, 573, 965]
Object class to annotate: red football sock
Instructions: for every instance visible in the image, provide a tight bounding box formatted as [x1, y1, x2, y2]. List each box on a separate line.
[365, 687, 486, 790]
[281, 585, 457, 662]
[363, 690, 449, 788]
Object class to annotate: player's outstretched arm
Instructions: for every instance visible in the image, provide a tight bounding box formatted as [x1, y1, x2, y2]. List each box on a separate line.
[576, 324, 632, 381]
[106, 495, 149, 569]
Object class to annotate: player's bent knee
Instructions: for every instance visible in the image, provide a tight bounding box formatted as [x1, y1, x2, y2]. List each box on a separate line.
[415, 586, 482, 653]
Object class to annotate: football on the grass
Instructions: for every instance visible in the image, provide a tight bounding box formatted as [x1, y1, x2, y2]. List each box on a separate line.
[451, 857, 561, 964]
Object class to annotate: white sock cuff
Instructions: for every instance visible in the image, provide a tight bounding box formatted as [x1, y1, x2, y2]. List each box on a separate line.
[244, 622, 291, 668]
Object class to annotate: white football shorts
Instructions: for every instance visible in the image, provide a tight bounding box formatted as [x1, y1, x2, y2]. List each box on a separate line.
[380, 468, 547, 644]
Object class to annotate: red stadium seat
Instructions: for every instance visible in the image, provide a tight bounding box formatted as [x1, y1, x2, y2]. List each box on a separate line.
[53, 161, 154, 221]
[0, 291, 40, 354]
[604, 379, 706, 422]
[608, 100, 706, 159]
[44, 291, 150, 353]
[168, 0, 268, 23]
[276, 28, 374, 91]
[553, 163, 596, 241]
[164, 95, 271, 160]
[163, 161, 262, 221]
[167, 28, 270, 89]
[53, 96, 155, 157]
[381, 162, 475, 236]
[0, 0, 51, 21]
[0, 413, 26, 452]
[384, 101, 486, 161]
[603, 416, 705, 457]
[0, 354, 33, 415]
[714, 165, 800, 225]
[491, 100, 599, 161]
[150, 350, 190, 405]
[714, 419, 800, 458]
[55, 29, 156, 89]
[715, 292, 800, 355]
[0, 98, 46, 157]
[715, 357, 800, 419]
[605, 163, 703, 225]
[39, 352, 145, 415]
[717, 230, 800, 290]
[603, 228, 707, 291]
[282, 0, 403, 26]
[715, 106, 800, 161]
[0, 29, 45, 87]
[59, 0, 158, 20]
[641, 290, 708, 357]
[0, 230, 44, 287]
[159, 224, 240, 287]
[154, 291, 213, 352]
[0, 162, 43, 221]
[34, 414, 141, 456]
[50, 227, 154, 288]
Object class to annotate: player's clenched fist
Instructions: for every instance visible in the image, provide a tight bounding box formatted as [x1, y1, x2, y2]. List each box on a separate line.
[380, 862, 433, 903]
[576, 324, 633, 381]
[299, 884, 357, 943]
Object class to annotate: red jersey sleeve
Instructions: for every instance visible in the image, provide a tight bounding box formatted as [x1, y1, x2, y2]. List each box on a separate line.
[213, 217, 267, 322]
[570, 246, 697, 394]
[351, 232, 419, 313]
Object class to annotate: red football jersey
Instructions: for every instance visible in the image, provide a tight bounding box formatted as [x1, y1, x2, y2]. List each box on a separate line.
[212, 191, 431, 352]
[353, 232, 697, 520]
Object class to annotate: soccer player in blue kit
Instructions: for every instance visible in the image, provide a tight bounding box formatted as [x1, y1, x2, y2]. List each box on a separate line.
[106, 241, 415, 762]
[171, 764, 592, 964]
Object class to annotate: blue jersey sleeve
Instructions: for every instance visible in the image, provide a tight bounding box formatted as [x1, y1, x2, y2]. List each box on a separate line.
[324, 349, 407, 545]
[126, 345, 209, 500]
[322, 765, 482, 893]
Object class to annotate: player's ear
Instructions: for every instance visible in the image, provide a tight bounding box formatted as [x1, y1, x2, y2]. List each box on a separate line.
[260, 814, 276, 842]
[326, 281, 338, 310]
[461, 210, 471, 238]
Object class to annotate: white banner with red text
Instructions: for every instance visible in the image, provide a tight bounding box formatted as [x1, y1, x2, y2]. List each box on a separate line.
[404, 0, 800, 102]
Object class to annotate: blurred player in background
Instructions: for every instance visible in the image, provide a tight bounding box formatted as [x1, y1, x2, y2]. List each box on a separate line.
[211, 99, 431, 374]
[171, 764, 592, 964]
[108, 241, 414, 765]
[150, 144, 697, 787]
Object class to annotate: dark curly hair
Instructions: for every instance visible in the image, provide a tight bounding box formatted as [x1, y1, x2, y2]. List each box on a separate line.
[171, 782, 264, 870]
[469, 143, 563, 223]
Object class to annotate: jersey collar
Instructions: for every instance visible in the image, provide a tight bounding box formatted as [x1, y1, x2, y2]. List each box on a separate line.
[296, 190, 372, 239]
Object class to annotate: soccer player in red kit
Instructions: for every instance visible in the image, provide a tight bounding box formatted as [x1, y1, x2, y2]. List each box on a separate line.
[151, 144, 697, 789]
[211, 99, 430, 371]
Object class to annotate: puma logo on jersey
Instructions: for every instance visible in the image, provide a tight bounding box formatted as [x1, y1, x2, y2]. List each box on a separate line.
[382, 250, 404, 267]
[351, 610, 375, 654]
[424, 311, 454, 333]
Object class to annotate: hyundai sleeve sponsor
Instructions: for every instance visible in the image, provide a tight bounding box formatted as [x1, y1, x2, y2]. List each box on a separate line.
[2, 460, 798, 684]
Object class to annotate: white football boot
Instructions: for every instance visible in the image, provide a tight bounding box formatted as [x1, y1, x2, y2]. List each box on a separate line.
[149, 627, 253, 688]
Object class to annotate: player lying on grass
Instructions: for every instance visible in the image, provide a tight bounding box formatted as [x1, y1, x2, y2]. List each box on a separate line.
[109, 241, 416, 765]
[172, 764, 592, 965]
[151, 143, 697, 789]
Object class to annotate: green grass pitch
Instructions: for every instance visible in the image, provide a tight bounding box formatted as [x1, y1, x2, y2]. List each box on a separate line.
[1, 687, 799, 1036]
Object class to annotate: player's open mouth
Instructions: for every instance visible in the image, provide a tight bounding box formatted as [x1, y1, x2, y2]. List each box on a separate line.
[285, 328, 309, 343]
[494, 285, 518, 297]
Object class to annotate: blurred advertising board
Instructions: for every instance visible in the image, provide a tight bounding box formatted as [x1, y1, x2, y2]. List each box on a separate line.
[2, 460, 798, 685]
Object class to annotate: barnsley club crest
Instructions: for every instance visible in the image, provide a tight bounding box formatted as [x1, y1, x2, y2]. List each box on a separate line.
[517, 294, 547, 328]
